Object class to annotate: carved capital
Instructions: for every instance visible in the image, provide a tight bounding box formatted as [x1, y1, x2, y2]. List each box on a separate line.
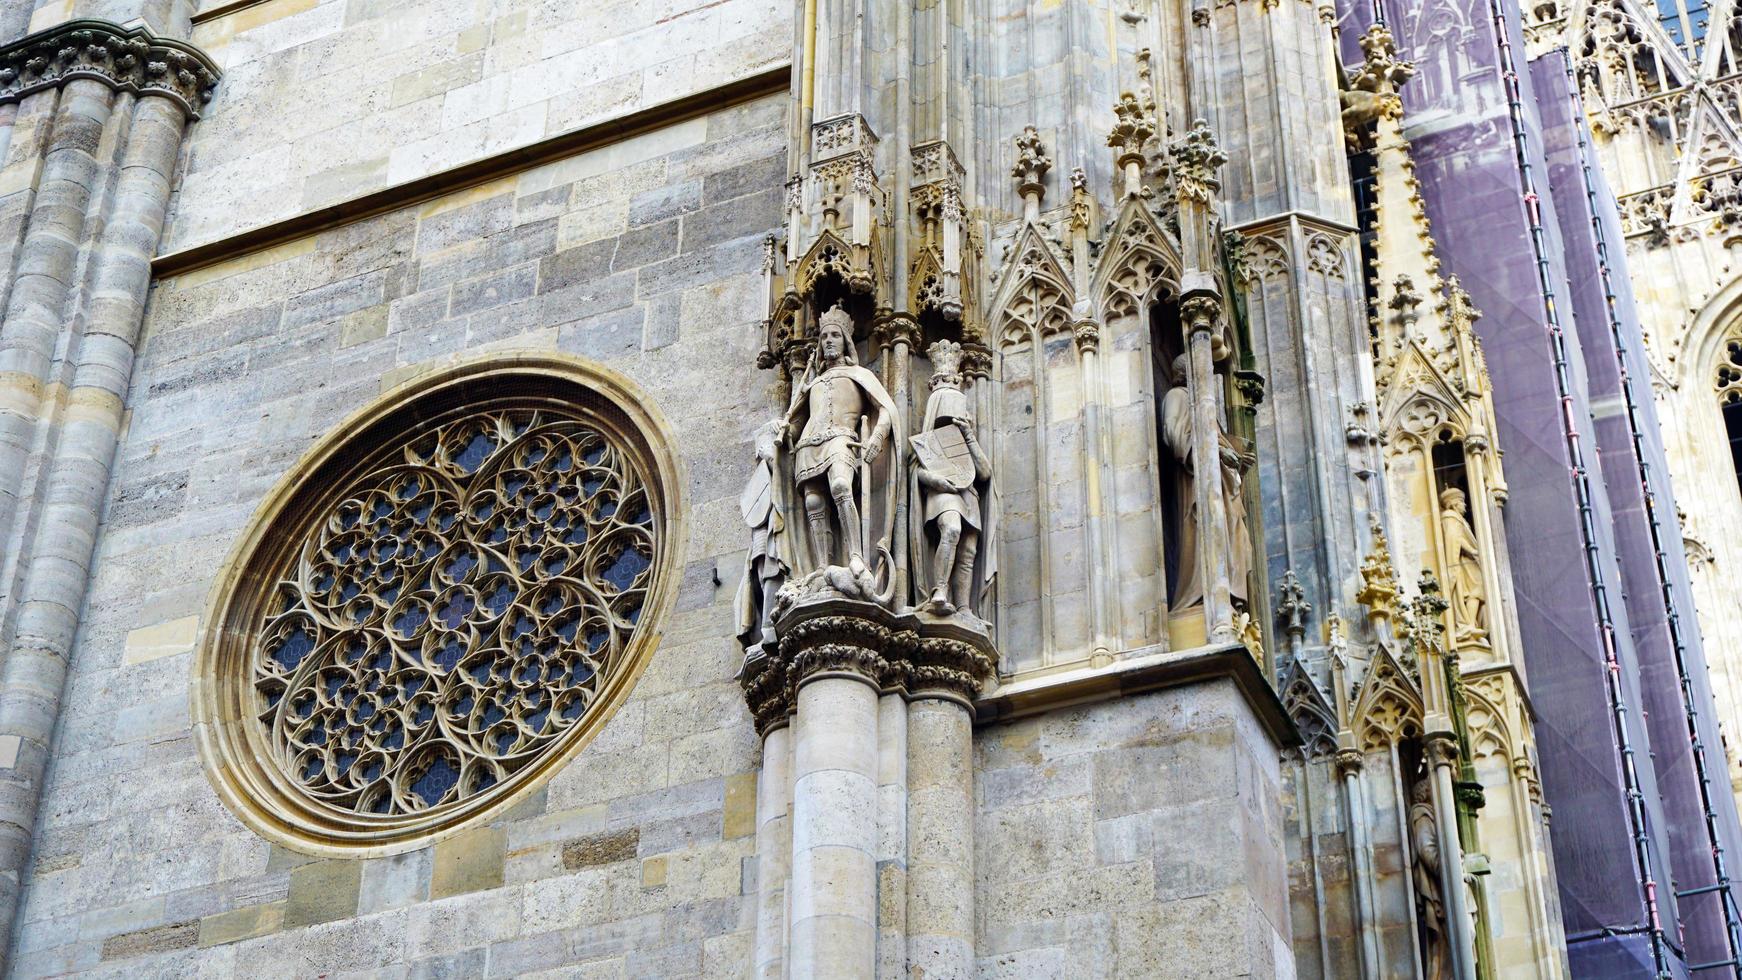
[875, 312, 923, 352]
[780, 612, 898, 691]
[960, 341, 994, 381]
[1072, 319, 1101, 353]
[739, 648, 792, 736]
[1179, 291, 1222, 336]
[0, 19, 221, 118]
[903, 632, 997, 702]
[1333, 747, 1364, 775]
[1424, 731, 1460, 768]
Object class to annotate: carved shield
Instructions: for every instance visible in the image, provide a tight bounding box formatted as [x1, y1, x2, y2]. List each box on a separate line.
[911, 426, 974, 491]
[740, 464, 773, 528]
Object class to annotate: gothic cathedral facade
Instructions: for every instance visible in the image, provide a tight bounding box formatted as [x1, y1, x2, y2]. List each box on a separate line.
[0, 0, 1735, 977]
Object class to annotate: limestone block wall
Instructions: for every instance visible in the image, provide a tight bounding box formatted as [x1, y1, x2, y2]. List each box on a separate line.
[973, 680, 1292, 979]
[157, 0, 786, 254]
[9, 94, 786, 978]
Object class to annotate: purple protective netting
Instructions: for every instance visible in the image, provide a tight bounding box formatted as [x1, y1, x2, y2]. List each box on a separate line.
[1331, 0, 1742, 971]
[1535, 49, 1742, 968]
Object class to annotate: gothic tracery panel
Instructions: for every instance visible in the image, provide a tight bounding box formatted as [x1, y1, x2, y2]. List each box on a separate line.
[194, 357, 681, 852]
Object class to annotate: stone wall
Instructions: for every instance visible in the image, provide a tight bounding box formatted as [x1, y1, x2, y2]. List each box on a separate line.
[161, 0, 786, 253]
[974, 679, 1293, 979]
[10, 92, 786, 978]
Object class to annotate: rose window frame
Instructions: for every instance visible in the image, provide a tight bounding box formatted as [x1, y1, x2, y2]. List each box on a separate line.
[193, 356, 685, 854]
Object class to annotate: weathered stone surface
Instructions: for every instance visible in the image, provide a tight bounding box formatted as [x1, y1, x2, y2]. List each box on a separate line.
[431, 826, 506, 899]
[562, 828, 641, 869]
[99, 920, 197, 960]
[283, 860, 363, 929]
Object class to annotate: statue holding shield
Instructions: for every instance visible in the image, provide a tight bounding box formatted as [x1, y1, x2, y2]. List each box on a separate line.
[735, 419, 789, 664]
[911, 340, 994, 618]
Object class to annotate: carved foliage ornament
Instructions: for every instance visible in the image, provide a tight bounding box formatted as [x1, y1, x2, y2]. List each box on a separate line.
[0, 19, 220, 118]
[195, 359, 681, 852]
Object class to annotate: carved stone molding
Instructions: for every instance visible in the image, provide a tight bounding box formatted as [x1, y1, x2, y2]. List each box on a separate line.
[905, 623, 997, 703]
[0, 19, 220, 118]
[742, 598, 999, 732]
[812, 112, 877, 160]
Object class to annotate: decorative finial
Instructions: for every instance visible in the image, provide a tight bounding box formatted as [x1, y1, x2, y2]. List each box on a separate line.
[1277, 569, 1311, 642]
[1013, 126, 1052, 218]
[1168, 119, 1226, 205]
[1357, 517, 1401, 622]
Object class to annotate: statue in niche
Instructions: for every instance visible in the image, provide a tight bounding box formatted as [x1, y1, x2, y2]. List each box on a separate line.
[1410, 777, 1451, 980]
[735, 419, 790, 666]
[1161, 355, 1254, 611]
[778, 304, 898, 606]
[910, 340, 994, 619]
[1438, 487, 1489, 647]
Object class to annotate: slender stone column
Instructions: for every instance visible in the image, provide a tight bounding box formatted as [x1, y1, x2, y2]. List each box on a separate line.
[1428, 734, 1478, 980]
[905, 696, 975, 977]
[875, 692, 908, 978]
[1335, 746, 1383, 978]
[1073, 320, 1114, 659]
[753, 724, 795, 979]
[790, 673, 881, 978]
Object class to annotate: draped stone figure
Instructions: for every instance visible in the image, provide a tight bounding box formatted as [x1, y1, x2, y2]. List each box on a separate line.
[735, 419, 790, 664]
[910, 340, 994, 619]
[1161, 355, 1254, 610]
[779, 304, 899, 604]
[1411, 778, 1450, 980]
[1438, 486, 1489, 646]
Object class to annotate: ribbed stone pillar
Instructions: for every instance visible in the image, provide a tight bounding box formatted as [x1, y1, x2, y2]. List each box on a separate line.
[904, 696, 975, 977]
[0, 22, 216, 968]
[0, 90, 190, 968]
[753, 723, 794, 979]
[0, 78, 118, 560]
[790, 673, 881, 978]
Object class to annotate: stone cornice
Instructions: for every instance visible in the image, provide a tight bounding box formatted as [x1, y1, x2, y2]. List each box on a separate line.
[0, 20, 220, 119]
[974, 643, 1302, 750]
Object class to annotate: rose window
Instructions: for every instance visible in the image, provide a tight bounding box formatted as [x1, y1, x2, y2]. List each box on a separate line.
[195, 359, 680, 851]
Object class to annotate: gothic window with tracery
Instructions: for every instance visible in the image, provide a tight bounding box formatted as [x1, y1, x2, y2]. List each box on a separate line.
[195, 359, 678, 850]
[1720, 336, 1742, 496]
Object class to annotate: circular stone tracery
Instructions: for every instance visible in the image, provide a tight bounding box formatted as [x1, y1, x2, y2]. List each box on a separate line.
[196, 358, 681, 852]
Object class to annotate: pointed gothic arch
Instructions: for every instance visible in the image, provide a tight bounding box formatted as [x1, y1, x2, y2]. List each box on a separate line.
[1352, 646, 1427, 751]
[1091, 201, 1183, 321]
[988, 226, 1076, 349]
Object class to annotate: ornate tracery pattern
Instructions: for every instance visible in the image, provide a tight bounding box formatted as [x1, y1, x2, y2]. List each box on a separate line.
[1716, 330, 1742, 403]
[251, 408, 657, 818]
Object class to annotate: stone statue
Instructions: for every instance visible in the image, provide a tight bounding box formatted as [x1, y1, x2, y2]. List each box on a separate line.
[781, 304, 899, 603]
[910, 340, 994, 618]
[1438, 487, 1489, 646]
[1161, 354, 1254, 610]
[735, 419, 790, 665]
[1410, 777, 1449, 980]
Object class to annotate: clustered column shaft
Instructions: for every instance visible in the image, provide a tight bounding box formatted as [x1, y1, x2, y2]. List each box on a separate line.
[0, 18, 218, 968]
